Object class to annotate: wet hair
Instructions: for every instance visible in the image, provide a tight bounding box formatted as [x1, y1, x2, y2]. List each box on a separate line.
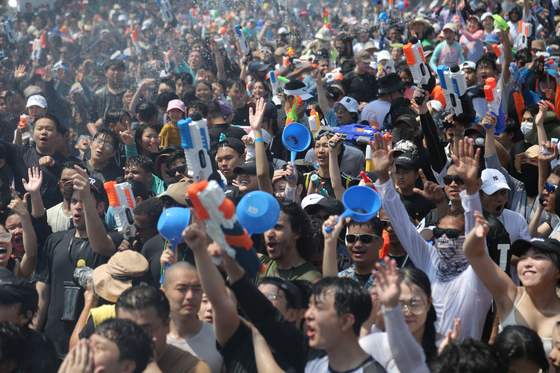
[502, 117, 519, 136]
[134, 198, 163, 227]
[521, 104, 539, 118]
[116, 285, 170, 321]
[128, 180, 150, 201]
[227, 77, 245, 91]
[104, 59, 126, 72]
[277, 197, 314, 261]
[194, 80, 213, 99]
[104, 109, 130, 127]
[186, 101, 208, 118]
[94, 319, 153, 373]
[348, 216, 383, 237]
[551, 164, 560, 178]
[439, 210, 466, 227]
[137, 102, 157, 123]
[311, 277, 372, 336]
[33, 113, 64, 134]
[93, 128, 119, 150]
[493, 325, 549, 372]
[399, 268, 438, 363]
[182, 86, 197, 103]
[125, 155, 154, 174]
[156, 91, 179, 109]
[175, 72, 193, 86]
[515, 48, 532, 63]
[0, 322, 26, 368]
[206, 100, 224, 120]
[476, 54, 498, 72]
[133, 123, 157, 154]
[421, 26, 435, 41]
[431, 339, 507, 373]
[165, 150, 185, 169]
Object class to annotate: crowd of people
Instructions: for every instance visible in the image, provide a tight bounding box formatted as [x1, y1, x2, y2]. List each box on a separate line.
[1, 0, 560, 371]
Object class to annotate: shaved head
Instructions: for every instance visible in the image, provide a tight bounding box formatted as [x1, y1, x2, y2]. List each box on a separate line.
[161, 261, 197, 290]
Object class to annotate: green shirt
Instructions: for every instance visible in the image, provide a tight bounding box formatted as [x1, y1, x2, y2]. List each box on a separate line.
[125, 144, 166, 195]
[255, 255, 323, 284]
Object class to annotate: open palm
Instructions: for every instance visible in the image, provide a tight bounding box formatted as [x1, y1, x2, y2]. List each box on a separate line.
[371, 133, 394, 175]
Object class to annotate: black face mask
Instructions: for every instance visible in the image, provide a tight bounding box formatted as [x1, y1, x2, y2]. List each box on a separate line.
[521, 163, 539, 197]
[392, 127, 415, 143]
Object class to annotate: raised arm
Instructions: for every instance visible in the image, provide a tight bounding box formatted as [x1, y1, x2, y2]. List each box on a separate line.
[22, 167, 45, 218]
[8, 189, 37, 280]
[328, 133, 346, 201]
[501, 28, 513, 84]
[183, 210, 240, 347]
[210, 40, 227, 82]
[415, 88, 448, 173]
[250, 98, 274, 195]
[322, 215, 346, 277]
[73, 166, 116, 256]
[312, 68, 330, 120]
[463, 210, 518, 315]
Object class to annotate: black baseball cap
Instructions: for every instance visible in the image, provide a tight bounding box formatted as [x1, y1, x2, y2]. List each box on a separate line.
[0, 267, 38, 313]
[464, 125, 487, 138]
[259, 277, 302, 310]
[304, 196, 345, 216]
[218, 137, 246, 156]
[511, 237, 560, 257]
[233, 161, 274, 178]
[394, 151, 421, 171]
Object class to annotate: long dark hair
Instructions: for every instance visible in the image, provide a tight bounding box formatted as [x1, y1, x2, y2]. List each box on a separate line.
[134, 123, 157, 156]
[398, 267, 438, 364]
[493, 325, 549, 372]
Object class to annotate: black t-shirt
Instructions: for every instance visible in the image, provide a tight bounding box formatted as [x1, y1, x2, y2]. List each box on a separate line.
[88, 86, 126, 123]
[399, 193, 436, 222]
[389, 254, 415, 269]
[81, 160, 125, 183]
[209, 123, 249, 155]
[341, 71, 378, 103]
[17, 329, 59, 373]
[0, 183, 12, 224]
[231, 104, 253, 127]
[0, 140, 68, 209]
[218, 322, 296, 373]
[141, 233, 196, 287]
[34, 229, 121, 358]
[83, 142, 128, 169]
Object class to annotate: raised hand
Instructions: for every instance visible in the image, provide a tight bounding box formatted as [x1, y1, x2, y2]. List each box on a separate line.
[323, 215, 345, 243]
[41, 66, 54, 82]
[58, 339, 94, 373]
[438, 318, 461, 355]
[182, 208, 208, 252]
[38, 156, 55, 168]
[374, 257, 400, 309]
[450, 138, 480, 191]
[72, 165, 91, 200]
[539, 140, 558, 164]
[7, 187, 28, 217]
[284, 162, 298, 187]
[412, 169, 446, 204]
[160, 241, 178, 269]
[249, 98, 265, 130]
[473, 210, 490, 239]
[371, 133, 394, 181]
[534, 100, 549, 126]
[22, 167, 43, 195]
[14, 65, 26, 80]
[120, 120, 134, 146]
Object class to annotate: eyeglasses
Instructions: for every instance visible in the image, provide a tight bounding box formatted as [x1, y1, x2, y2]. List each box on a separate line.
[432, 228, 464, 239]
[443, 175, 465, 186]
[334, 105, 347, 114]
[93, 137, 114, 150]
[544, 182, 558, 193]
[0, 233, 11, 242]
[398, 87, 406, 94]
[335, 46, 344, 50]
[401, 301, 426, 315]
[166, 165, 187, 178]
[380, 220, 391, 229]
[264, 292, 282, 301]
[134, 224, 156, 232]
[346, 233, 379, 244]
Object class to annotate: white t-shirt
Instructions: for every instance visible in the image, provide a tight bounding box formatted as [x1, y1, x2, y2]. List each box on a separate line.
[46, 202, 72, 233]
[495, 209, 531, 285]
[167, 321, 223, 373]
[361, 100, 391, 129]
[305, 355, 387, 373]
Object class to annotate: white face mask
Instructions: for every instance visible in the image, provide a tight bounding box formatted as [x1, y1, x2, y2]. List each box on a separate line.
[520, 121, 533, 135]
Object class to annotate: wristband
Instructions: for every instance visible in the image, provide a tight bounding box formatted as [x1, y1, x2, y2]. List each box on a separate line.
[254, 138, 264, 143]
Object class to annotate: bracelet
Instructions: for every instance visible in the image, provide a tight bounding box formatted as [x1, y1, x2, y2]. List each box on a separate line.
[254, 138, 264, 143]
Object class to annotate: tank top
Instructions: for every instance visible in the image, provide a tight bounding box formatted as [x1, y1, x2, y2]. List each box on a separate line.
[499, 288, 552, 356]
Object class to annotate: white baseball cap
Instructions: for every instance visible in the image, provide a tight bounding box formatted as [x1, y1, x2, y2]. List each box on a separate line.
[461, 61, 476, 71]
[26, 95, 47, 108]
[301, 194, 325, 210]
[333, 96, 359, 115]
[481, 12, 494, 22]
[481, 169, 511, 195]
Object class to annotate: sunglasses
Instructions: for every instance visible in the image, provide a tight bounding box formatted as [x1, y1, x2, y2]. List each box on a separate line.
[432, 228, 464, 239]
[380, 220, 391, 229]
[335, 105, 347, 114]
[346, 233, 379, 244]
[166, 165, 187, 178]
[443, 175, 465, 186]
[544, 182, 558, 193]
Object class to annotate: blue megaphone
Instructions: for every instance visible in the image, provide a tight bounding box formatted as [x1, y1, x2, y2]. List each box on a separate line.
[237, 191, 280, 236]
[324, 186, 382, 232]
[157, 207, 191, 283]
[282, 123, 311, 164]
